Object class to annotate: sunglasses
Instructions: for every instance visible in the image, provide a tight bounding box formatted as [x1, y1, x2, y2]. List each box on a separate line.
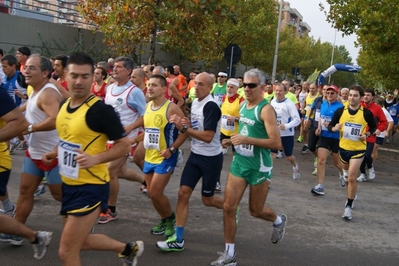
[243, 83, 258, 89]
[218, 76, 226, 78]
[326, 92, 336, 95]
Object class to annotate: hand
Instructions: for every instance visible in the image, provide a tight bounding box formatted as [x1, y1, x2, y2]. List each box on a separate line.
[159, 149, 172, 159]
[124, 125, 133, 135]
[358, 133, 367, 141]
[227, 116, 236, 123]
[169, 114, 183, 130]
[333, 123, 342, 132]
[42, 151, 57, 165]
[230, 134, 246, 146]
[300, 110, 306, 114]
[315, 128, 321, 136]
[375, 129, 381, 136]
[279, 124, 286, 130]
[221, 138, 232, 148]
[75, 149, 96, 169]
[15, 90, 26, 99]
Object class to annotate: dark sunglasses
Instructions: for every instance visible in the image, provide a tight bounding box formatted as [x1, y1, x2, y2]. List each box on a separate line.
[326, 92, 336, 95]
[218, 76, 226, 78]
[243, 83, 258, 89]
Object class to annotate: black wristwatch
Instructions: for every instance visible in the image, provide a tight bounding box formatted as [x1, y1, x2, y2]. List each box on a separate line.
[169, 147, 177, 154]
[180, 125, 188, 133]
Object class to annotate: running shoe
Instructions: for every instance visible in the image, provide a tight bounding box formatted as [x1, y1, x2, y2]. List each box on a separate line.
[297, 136, 303, 143]
[271, 214, 287, 244]
[357, 173, 367, 182]
[156, 234, 184, 252]
[9, 139, 21, 154]
[292, 164, 300, 180]
[140, 185, 147, 194]
[342, 207, 352, 220]
[311, 184, 324, 195]
[301, 145, 309, 153]
[176, 149, 184, 167]
[312, 168, 317, 175]
[34, 185, 46, 198]
[339, 174, 346, 187]
[368, 166, 376, 180]
[164, 218, 175, 238]
[32, 231, 53, 259]
[313, 157, 318, 168]
[119, 241, 144, 266]
[97, 209, 118, 224]
[276, 150, 283, 159]
[0, 234, 23, 245]
[210, 251, 237, 266]
[0, 204, 16, 217]
[151, 220, 166, 235]
[215, 182, 222, 192]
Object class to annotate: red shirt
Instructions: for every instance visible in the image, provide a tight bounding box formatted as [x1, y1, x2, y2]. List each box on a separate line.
[361, 101, 388, 143]
[58, 79, 69, 91]
[90, 82, 106, 100]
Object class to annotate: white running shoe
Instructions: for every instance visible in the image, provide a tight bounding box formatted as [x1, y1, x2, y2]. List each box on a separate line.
[342, 206, 352, 220]
[368, 166, 376, 180]
[32, 231, 53, 260]
[292, 164, 300, 180]
[276, 150, 283, 159]
[357, 173, 367, 182]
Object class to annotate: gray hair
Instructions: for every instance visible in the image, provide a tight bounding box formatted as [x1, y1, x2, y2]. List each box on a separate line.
[153, 66, 165, 75]
[243, 68, 266, 85]
[341, 87, 349, 93]
[115, 56, 134, 71]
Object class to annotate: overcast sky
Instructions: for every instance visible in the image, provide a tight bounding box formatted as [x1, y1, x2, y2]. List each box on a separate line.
[285, 0, 359, 64]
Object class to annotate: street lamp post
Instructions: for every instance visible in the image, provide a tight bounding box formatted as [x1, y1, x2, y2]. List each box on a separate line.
[272, 0, 284, 83]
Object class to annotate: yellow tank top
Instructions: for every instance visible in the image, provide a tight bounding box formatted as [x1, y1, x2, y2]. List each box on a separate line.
[57, 96, 109, 185]
[220, 95, 241, 136]
[144, 100, 177, 164]
[0, 119, 11, 172]
[305, 93, 318, 118]
[339, 106, 368, 151]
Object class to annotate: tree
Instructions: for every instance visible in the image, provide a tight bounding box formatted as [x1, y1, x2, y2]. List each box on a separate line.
[78, 0, 278, 67]
[323, 0, 399, 90]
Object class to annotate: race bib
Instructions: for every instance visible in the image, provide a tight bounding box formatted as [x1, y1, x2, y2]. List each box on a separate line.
[144, 128, 160, 150]
[235, 144, 254, 157]
[315, 110, 321, 121]
[214, 93, 224, 106]
[343, 122, 362, 141]
[320, 115, 331, 131]
[221, 115, 235, 131]
[276, 115, 282, 126]
[58, 140, 81, 180]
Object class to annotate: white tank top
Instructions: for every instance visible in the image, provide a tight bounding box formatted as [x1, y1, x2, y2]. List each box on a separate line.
[26, 83, 62, 159]
[105, 82, 141, 139]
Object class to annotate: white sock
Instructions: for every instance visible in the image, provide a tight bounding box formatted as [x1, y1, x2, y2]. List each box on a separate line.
[225, 243, 235, 257]
[273, 215, 282, 226]
[1, 198, 14, 212]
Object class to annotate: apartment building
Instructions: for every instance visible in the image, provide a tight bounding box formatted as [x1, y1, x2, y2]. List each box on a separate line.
[281, 1, 311, 37]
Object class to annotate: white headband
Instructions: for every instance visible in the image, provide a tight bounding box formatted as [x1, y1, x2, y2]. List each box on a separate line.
[227, 80, 239, 88]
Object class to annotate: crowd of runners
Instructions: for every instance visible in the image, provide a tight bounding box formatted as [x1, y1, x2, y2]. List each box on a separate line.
[0, 47, 397, 266]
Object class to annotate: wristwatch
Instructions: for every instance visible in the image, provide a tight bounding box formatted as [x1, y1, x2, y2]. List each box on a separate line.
[169, 147, 177, 154]
[180, 125, 188, 133]
[27, 124, 33, 133]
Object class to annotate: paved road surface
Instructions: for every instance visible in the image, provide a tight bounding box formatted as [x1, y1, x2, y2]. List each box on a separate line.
[1, 138, 399, 265]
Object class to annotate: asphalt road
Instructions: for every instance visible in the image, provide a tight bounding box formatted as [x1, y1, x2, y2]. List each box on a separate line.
[1, 137, 399, 266]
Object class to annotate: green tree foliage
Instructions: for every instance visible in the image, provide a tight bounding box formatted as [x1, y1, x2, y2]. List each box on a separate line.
[324, 0, 399, 90]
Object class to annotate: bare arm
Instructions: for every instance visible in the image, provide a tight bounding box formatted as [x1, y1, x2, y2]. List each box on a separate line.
[169, 82, 184, 108]
[49, 78, 70, 99]
[230, 104, 281, 150]
[26, 88, 62, 133]
[0, 107, 29, 142]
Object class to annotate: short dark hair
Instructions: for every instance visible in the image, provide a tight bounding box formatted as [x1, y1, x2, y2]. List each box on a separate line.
[166, 65, 174, 75]
[55, 54, 69, 68]
[95, 67, 108, 80]
[0, 49, 3, 57]
[151, 74, 167, 87]
[350, 85, 365, 97]
[0, 54, 18, 66]
[364, 88, 375, 96]
[67, 52, 95, 73]
[17, 46, 31, 56]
